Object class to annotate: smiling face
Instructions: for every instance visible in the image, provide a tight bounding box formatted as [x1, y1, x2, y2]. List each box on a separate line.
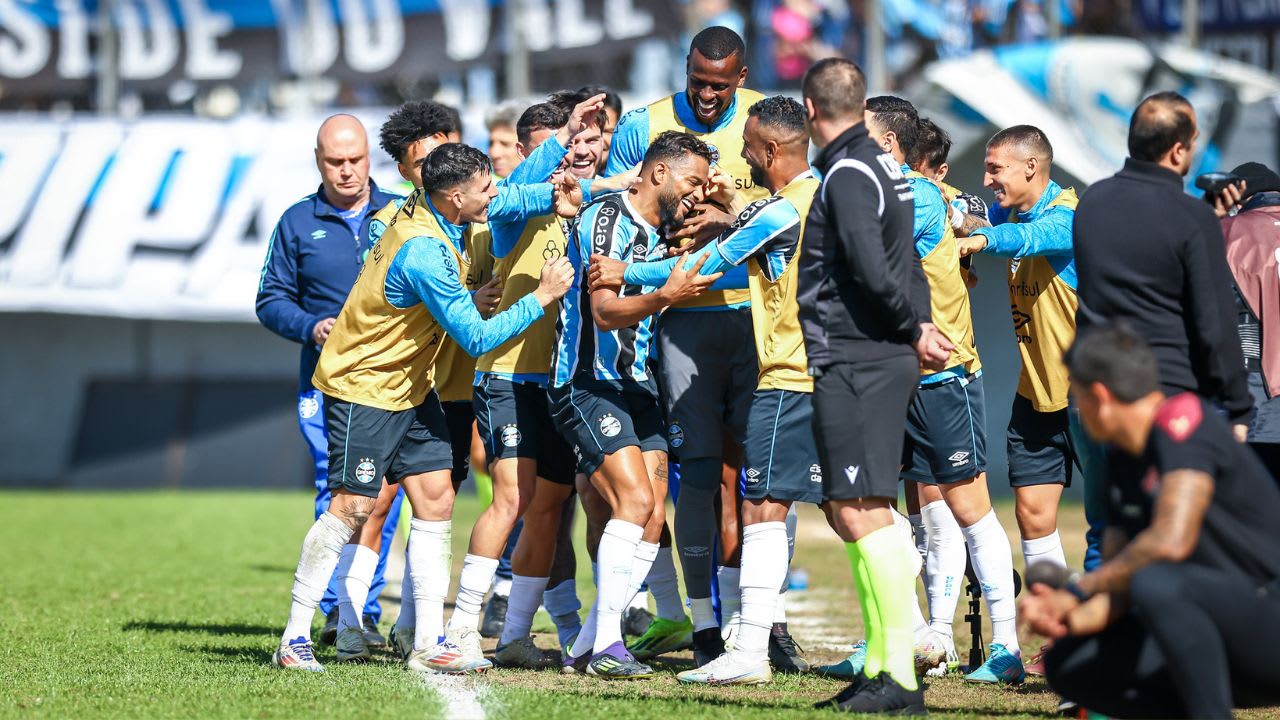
[686, 49, 746, 126]
[566, 125, 604, 180]
[452, 171, 499, 224]
[983, 142, 1035, 211]
[741, 115, 770, 188]
[655, 153, 710, 229]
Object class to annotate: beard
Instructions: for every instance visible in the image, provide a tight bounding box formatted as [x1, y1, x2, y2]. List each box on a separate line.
[749, 164, 765, 189]
[657, 186, 685, 238]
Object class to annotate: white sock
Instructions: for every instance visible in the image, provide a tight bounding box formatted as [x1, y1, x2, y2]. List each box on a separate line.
[569, 596, 598, 659]
[395, 548, 415, 634]
[1022, 530, 1066, 570]
[734, 522, 789, 660]
[909, 512, 928, 568]
[717, 565, 742, 643]
[337, 544, 378, 631]
[499, 574, 549, 647]
[922, 500, 965, 641]
[690, 596, 717, 631]
[626, 541, 660, 609]
[961, 510, 1019, 651]
[409, 518, 452, 651]
[773, 591, 787, 624]
[492, 575, 513, 597]
[544, 579, 582, 650]
[646, 545, 685, 621]
[627, 589, 649, 611]
[449, 554, 500, 632]
[912, 595, 933, 646]
[283, 512, 354, 642]
[594, 520, 645, 654]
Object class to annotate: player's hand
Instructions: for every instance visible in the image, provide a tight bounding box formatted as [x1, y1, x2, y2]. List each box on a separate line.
[472, 275, 503, 317]
[914, 322, 954, 372]
[311, 317, 337, 346]
[1211, 180, 1246, 218]
[669, 204, 735, 245]
[562, 93, 607, 142]
[658, 253, 722, 305]
[706, 166, 739, 208]
[1019, 584, 1077, 640]
[957, 234, 988, 257]
[554, 172, 584, 219]
[1065, 594, 1112, 636]
[587, 254, 627, 292]
[589, 163, 642, 196]
[1233, 423, 1249, 443]
[533, 256, 575, 306]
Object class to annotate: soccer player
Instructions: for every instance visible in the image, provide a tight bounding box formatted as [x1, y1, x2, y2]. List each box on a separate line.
[798, 58, 952, 714]
[551, 131, 722, 678]
[606, 25, 790, 665]
[256, 114, 403, 654]
[579, 84, 623, 173]
[271, 142, 574, 674]
[589, 95, 821, 682]
[488, 102, 523, 179]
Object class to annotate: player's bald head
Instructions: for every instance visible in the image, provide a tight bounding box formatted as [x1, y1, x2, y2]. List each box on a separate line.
[1128, 91, 1196, 162]
[317, 113, 367, 150]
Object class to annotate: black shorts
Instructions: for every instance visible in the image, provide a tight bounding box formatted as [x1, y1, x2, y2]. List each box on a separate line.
[656, 309, 756, 461]
[442, 400, 475, 487]
[325, 393, 454, 498]
[547, 377, 667, 477]
[742, 389, 824, 505]
[902, 372, 988, 484]
[1007, 393, 1075, 488]
[812, 355, 918, 502]
[474, 376, 576, 485]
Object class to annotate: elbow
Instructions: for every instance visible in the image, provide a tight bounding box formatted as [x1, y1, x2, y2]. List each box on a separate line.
[1154, 534, 1196, 564]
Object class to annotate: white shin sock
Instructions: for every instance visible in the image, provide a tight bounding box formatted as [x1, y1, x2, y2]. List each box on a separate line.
[337, 544, 378, 631]
[735, 522, 789, 660]
[448, 553, 500, 632]
[922, 500, 966, 640]
[593, 520, 646, 654]
[646, 545, 685, 622]
[960, 510, 1019, 651]
[1022, 530, 1067, 570]
[408, 518, 452, 651]
[498, 574, 550, 647]
[283, 512, 354, 642]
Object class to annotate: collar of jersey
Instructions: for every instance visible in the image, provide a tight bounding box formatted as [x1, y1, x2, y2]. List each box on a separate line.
[621, 192, 658, 237]
[312, 179, 391, 220]
[422, 194, 466, 252]
[673, 90, 740, 134]
[1017, 179, 1063, 223]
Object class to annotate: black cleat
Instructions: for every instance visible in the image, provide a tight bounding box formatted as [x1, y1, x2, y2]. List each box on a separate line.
[692, 627, 725, 667]
[768, 623, 810, 673]
[824, 674, 927, 715]
[480, 593, 508, 639]
[622, 606, 654, 637]
[319, 607, 340, 645]
[814, 672, 874, 709]
[362, 614, 387, 648]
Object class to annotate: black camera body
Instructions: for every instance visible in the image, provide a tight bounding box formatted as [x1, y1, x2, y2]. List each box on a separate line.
[1196, 172, 1243, 197]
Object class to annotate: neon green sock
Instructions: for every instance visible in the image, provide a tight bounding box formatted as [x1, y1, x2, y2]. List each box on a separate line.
[475, 470, 494, 507]
[845, 541, 883, 678]
[856, 524, 920, 691]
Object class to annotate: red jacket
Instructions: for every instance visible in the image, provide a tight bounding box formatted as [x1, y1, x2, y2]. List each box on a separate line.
[1222, 202, 1280, 398]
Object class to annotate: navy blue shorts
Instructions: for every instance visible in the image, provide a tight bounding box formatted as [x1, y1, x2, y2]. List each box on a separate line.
[742, 389, 824, 505]
[474, 376, 577, 485]
[902, 372, 987, 484]
[324, 393, 454, 498]
[1007, 394, 1075, 488]
[547, 378, 667, 477]
[441, 400, 475, 488]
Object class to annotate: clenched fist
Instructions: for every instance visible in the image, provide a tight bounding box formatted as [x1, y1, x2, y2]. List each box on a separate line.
[533, 256, 575, 306]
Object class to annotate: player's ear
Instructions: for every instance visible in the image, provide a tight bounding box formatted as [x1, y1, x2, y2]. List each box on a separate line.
[803, 97, 817, 124]
[936, 162, 949, 182]
[652, 161, 667, 185]
[1025, 155, 1038, 180]
[737, 64, 747, 87]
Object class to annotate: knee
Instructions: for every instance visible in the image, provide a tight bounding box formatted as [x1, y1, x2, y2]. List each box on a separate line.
[1014, 495, 1057, 534]
[1129, 562, 1184, 614]
[616, 484, 655, 525]
[1043, 637, 1092, 702]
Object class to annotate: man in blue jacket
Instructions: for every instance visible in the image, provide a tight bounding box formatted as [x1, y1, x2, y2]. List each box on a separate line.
[256, 114, 406, 647]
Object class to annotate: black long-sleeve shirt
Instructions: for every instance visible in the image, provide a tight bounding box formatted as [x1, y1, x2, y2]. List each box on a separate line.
[798, 123, 930, 370]
[1074, 158, 1253, 423]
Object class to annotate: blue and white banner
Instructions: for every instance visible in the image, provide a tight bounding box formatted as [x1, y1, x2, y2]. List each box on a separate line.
[0, 113, 411, 320]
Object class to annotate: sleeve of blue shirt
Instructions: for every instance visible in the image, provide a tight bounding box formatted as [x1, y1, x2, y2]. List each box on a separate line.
[488, 183, 555, 229]
[973, 205, 1074, 258]
[910, 179, 949, 258]
[500, 135, 567, 186]
[604, 108, 650, 177]
[384, 236, 545, 357]
[255, 219, 320, 343]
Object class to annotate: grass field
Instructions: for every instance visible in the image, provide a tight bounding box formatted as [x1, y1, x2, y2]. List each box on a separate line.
[3, 491, 1275, 719]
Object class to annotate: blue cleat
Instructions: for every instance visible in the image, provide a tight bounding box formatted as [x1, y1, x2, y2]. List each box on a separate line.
[811, 639, 866, 680]
[964, 643, 1026, 685]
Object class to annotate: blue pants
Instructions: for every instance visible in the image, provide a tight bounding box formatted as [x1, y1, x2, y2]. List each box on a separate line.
[1067, 408, 1107, 572]
[299, 388, 403, 622]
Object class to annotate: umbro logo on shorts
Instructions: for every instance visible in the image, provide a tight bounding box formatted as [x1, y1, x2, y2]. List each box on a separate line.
[745, 468, 761, 483]
[948, 451, 971, 467]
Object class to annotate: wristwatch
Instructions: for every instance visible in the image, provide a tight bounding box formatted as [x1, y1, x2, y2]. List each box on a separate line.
[1064, 573, 1090, 603]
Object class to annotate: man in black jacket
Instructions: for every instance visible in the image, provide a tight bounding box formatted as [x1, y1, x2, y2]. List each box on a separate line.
[798, 57, 951, 715]
[1074, 91, 1252, 435]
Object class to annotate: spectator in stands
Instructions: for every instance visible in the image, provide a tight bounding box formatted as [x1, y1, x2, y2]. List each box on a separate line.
[487, 102, 524, 179]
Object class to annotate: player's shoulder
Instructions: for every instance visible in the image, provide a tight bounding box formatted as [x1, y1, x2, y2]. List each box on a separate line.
[1154, 392, 1209, 444]
[736, 87, 767, 105]
[277, 193, 320, 228]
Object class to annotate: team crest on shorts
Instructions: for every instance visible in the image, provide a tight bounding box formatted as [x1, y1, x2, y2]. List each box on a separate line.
[354, 458, 377, 484]
[500, 424, 522, 448]
[809, 464, 823, 483]
[298, 396, 320, 419]
[668, 422, 684, 448]
[598, 413, 622, 438]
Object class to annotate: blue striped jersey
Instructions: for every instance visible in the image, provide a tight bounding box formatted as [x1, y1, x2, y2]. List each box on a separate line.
[551, 192, 667, 388]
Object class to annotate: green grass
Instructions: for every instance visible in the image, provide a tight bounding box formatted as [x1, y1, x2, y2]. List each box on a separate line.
[2, 491, 1274, 719]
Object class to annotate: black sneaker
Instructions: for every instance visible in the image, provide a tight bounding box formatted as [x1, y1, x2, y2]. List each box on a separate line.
[768, 623, 810, 673]
[831, 674, 926, 715]
[692, 627, 725, 667]
[480, 593, 508, 639]
[319, 607, 340, 645]
[622, 606, 654, 637]
[362, 614, 387, 648]
[813, 672, 874, 709]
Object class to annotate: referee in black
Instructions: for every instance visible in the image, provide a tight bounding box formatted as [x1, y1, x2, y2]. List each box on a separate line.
[797, 57, 952, 714]
[1023, 322, 1280, 719]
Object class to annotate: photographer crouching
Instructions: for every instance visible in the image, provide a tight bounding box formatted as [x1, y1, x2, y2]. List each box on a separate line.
[1021, 322, 1280, 719]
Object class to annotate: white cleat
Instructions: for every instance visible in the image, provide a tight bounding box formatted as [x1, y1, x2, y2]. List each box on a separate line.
[389, 625, 414, 662]
[335, 626, 371, 662]
[676, 651, 772, 685]
[406, 640, 492, 675]
[273, 636, 325, 672]
[446, 626, 492, 670]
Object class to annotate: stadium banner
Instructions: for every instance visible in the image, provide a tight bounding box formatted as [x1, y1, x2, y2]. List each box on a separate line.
[0, 113, 414, 321]
[1135, 0, 1280, 31]
[0, 0, 678, 97]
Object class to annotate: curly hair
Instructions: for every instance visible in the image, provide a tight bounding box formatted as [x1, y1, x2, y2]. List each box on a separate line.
[379, 100, 458, 163]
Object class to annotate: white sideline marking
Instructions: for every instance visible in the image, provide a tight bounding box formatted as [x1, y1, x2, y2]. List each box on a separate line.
[423, 674, 487, 720]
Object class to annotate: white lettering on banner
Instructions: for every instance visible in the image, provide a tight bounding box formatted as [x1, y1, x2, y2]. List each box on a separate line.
[604, 0, 653, 39]
[179, 0, 243, 79]
[117, 0, 180, 80]
[340, 0, 404, 73]
[56, 0, 93, 79]
[556, 0, 604, 49]
[0, 0, 50, 78]
[273, 0, 341, 76]
[518, 0, 556, 53]
[440, 0, 490, 61]
[0, 115, 407, 321]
